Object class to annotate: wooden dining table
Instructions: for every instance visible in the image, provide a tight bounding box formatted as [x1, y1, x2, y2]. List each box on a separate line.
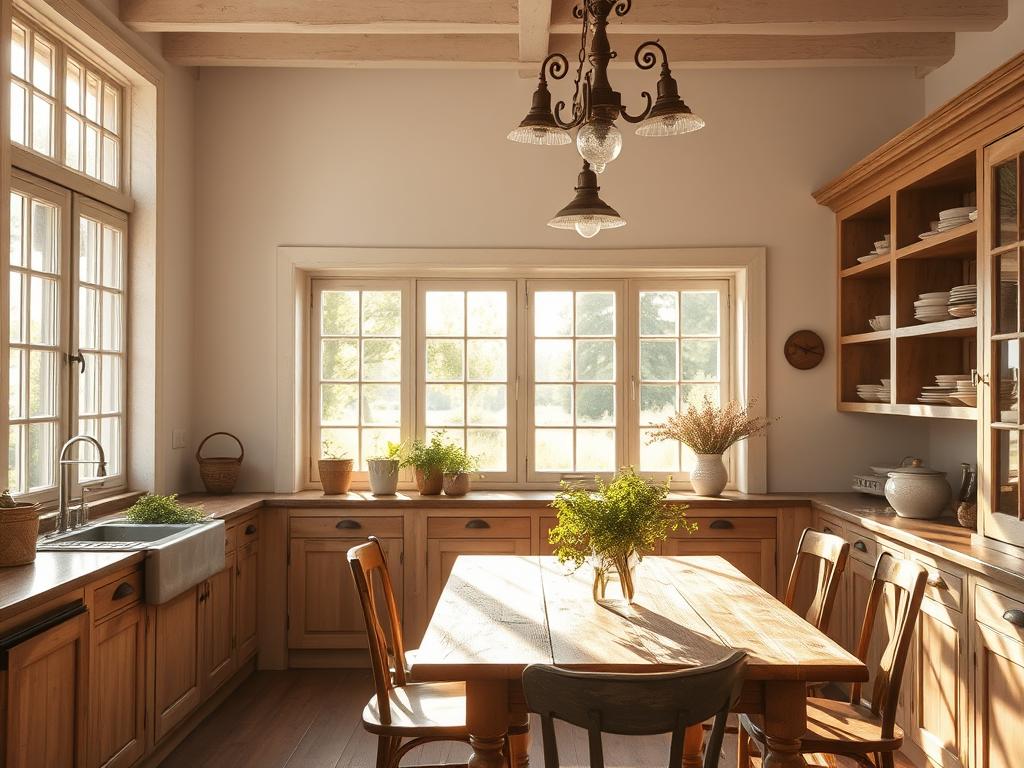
[410, 554, 868, 768]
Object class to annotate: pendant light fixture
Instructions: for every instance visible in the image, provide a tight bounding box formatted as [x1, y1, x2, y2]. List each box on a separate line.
[547, 162, 626, 238]
[507, 0, 705, 237]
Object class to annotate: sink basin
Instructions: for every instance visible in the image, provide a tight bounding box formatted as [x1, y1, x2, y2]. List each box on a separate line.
[38, 520, 226, 604]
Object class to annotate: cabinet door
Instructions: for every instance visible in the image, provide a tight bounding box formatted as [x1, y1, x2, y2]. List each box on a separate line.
[426, 538, 531, 616]
[89, 607, 145, 768]
[659, 538, 776, 594]
[907, 597, 967, 768]
[4, 610, 88, 768]
[973, 620, 1024, 768]
[200, 552, 236, 698]
[235, 540, 259, 663]
[288, 537, 404, 649]
[152, 587, 201, 742]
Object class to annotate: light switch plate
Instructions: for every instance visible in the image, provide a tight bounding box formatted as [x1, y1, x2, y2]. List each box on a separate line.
[171, 429, 186, 449]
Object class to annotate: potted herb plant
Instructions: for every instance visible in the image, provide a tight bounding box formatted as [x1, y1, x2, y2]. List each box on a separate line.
[647, 396, 776, 496]
[402, 434, 451, 495]
[318, 440, 354, 495]
[367, 441, 404, 496]
[549, 468, 695, 604]
[441, 443, 478, 497]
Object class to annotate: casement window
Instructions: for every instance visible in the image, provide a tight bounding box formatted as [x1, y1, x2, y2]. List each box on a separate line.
[309, 277, 732, 488]
[8, 171, 127, 501]
[11, 14, 125, 188]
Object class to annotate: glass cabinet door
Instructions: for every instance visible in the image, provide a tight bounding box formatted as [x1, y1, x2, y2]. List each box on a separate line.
[982, 129, 1024, 548]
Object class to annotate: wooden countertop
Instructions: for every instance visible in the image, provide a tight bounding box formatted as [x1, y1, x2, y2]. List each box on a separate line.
[811, 493, 1024, 591]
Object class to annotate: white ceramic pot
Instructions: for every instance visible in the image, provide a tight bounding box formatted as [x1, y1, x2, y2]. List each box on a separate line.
[367, 459, 399, 496]
[691, 454, 728, 496]
[884, 459, 951, 519]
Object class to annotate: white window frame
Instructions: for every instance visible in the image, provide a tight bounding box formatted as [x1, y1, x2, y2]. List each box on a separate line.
[308, 278, 414, 485]
[416, 279, 518, 483]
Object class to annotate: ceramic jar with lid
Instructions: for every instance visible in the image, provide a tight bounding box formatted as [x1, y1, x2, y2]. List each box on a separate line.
[884, 458, 951, 519]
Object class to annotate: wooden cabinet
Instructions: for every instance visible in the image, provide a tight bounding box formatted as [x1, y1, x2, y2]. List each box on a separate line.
[288, 536, 404, 649]
[88, 570, 146, 768]
[426, 537, 531, 615]
[235, 539, 259, 663]
[2, 605, 88, 768]
[199, 553, 236, 698]
[971, 580, 1024, 768]
[151, 586, 202, 743]
[659, 538, 776, 594]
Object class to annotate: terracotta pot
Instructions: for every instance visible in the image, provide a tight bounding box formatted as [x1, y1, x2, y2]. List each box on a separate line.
[443, 472, 471, 497]
[0, 503, 41, 567]
[319, 458, 354, 495]
[415, 467, 444, 495]
[367, 459, 400, 496]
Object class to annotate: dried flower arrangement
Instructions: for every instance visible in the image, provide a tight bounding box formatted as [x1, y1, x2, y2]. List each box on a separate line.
[646, 396, 776, 455]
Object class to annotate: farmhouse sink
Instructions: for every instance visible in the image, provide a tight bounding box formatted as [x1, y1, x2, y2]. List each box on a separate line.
[38, 520, 226, 604]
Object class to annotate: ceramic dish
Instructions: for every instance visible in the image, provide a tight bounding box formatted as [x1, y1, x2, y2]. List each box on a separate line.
[939, 206, 976, 220]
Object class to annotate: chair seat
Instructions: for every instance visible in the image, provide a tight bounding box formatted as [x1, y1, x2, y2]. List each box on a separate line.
[741, 697, 904, 754]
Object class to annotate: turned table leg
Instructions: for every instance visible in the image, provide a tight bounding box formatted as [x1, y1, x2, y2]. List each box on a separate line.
[466, 680, 510, 768]
[760, 681, 807, 768]
[682, 724, 704, 768]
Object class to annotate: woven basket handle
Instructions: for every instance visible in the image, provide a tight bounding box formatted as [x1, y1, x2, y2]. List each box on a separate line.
[196, 432, 244, 463]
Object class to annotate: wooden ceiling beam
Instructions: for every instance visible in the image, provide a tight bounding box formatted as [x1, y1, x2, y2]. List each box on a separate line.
[518, 0, 553, 63]
[550, 0, 1007, 35]
[162, 32, 955, 69]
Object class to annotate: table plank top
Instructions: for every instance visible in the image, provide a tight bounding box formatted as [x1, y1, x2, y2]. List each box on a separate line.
[412, 555, 867, 684]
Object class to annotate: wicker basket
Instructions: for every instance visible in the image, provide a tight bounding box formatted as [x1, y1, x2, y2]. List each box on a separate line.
[197, 432, 244, 495]
[0, 503, 41, 567]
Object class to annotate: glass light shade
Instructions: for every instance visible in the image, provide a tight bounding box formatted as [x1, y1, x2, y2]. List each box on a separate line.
[548, 212, 626, 238]
[635, 111, 705, 137]
[576, 119, 622, 173]
[507, 124, 572, 146]
[575, 220, 602, 238]
[547, 163, 627, 238]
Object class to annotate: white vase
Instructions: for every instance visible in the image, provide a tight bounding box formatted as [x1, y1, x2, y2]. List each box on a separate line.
[367, 459, 399, 496]
[691, 454, 728, 496]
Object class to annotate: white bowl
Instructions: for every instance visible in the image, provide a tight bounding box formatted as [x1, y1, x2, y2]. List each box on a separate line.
[939, 206, 976, 220]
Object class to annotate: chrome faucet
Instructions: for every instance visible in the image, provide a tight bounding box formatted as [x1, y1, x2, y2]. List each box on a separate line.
[56, 436, 107, 534]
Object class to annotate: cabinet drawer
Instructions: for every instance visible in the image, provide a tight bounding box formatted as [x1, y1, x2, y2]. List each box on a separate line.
[93, 570, 143, 621]
[846, 524, 878, 564]
[817, 514, 845, 538]
[226, 514, 259, 552]
[427, 516, 531, 539]
[291, 515, 402, 539]
[911, 553, 963, 612]
[975, 582, 1024, 644]
[679, 516, 775, 540]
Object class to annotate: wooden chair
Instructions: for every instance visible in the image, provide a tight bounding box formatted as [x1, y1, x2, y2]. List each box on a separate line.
[349, 537, 522, 768]
[737, 552, 927, 768]
[785, 527, 851, 633]
[523, 650, 747, 768]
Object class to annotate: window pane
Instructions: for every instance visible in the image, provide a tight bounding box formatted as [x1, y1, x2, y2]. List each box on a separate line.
[101, 355, 121, 412]
[640, 384, 677, 425]
[66, 59, 83, 113]
[321, 291, 358, 336]
[535, 339, 572, 381]
[425, 291, 463, 336]
[101, 135, 118, 186]
[425, 339, 463, 381]
[11, 23, 27, 80]
[28, 421, 55, 490]
[534, 292, 572, 336]
[9, 425, 23, 492]
[10, 193, 24, 267]
[30, 201, 58, 273]
[321, 339, 358, 380]
[467, 429, 506, 472]
[85, 71, 100, 122]
[9, 272, 23, 343]
[320, 427, 358, 462]
[99, 417, 121, 477]
[467, 292, 506, 336]
[321, 383, 358, 425]
[101, 226, 122, 288]
[31, 37, 54, 94]
[9, 349, 23, 419]
[102, 84, 118, 132]
[79, 217, 99, 283]
[361, 428, 399, 470]
[467, 339, 505, 381]
[576, 429, 615, 472]
[31, 94, 53, 155]
[467, 384, 506, 426]
[575, 292, 614, 336]
[65, 113, 82, 170]
[362, 291, 401, 336]
[10, 82, 26, 145]
[29, 276, 58, 345]
[681, 383, 720, 408]
[84, 124, 99, 177]
[79, 286, 98, 349]
[28, 350, 57, 417]
[101, 291, 122, 351]
[361, 383, 400, 426]
[640, 292, 678, 336]
[535, 384, 572, 426]
[361, 338, 400, 381]
[681, 339, 719, 381]
[79, 352, 99, 415]
[640, 340, 677, 381]
[681, 291, 719, 336]
[640, 428, 680, 472]
[576, 384, 614, 426]
[576, 339, 614, 381]
[425, 383, 463, 426]
[535, 429, 573, 472]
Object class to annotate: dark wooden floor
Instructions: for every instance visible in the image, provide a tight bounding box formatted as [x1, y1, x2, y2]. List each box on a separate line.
[161, 670, 918, 768]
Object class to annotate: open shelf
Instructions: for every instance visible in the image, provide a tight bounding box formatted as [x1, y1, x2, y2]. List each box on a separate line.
[840, 195, 891, 271]
[841, 330, 891, 344]
[895, 317, 977, 338]
[838, 401, 977, 420]
[895, 222, 977, 260]
[840, 256, 891, 279]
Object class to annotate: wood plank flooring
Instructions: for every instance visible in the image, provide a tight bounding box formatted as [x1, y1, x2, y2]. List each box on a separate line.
[160, 669, 918, 768]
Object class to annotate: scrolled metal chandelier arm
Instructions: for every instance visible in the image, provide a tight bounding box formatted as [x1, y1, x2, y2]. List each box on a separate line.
[619, 40, 665, 123]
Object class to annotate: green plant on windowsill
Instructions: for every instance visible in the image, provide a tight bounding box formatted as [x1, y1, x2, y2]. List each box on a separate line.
[438, 441, 479, 497]
[367, 441, 405, 496]
[401, 432, 479, 495]
[549, 467, 695, 603]
[123, 493, 206, 524]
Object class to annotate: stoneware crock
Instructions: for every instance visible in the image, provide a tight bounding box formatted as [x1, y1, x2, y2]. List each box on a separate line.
[884, 458, 951, 519]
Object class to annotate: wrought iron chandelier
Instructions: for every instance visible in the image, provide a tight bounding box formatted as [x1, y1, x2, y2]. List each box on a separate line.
[507, 0, 704, 238]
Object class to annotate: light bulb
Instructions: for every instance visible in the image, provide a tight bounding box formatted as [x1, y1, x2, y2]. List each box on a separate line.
[577, 119, 622, 172]
[574, 219, 602, 238]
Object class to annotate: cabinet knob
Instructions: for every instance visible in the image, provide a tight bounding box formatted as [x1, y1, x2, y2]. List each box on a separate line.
[1003, 608, 1024, 628]
[336, 519, 361, 530]
[244, 524, 256, 535]
[853, 540, 868, 553]
[709, 519, 734, 530]
[465, 519, 491, 529]
[112, 582, 135, 600]
[926, 574, 947, 590]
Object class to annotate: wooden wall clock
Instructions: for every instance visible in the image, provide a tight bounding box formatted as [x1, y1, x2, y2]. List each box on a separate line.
[784, 330, 825, 370]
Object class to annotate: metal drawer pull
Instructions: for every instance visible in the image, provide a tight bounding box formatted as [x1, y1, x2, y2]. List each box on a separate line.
[465, 519, 491, 529]
[244, 523, 256, 535]
[823, 527, 835, 535]
[709, 519, 734, 530]
[1003, 609, 1024, 628]
[853, 540, 868, 553]
[926, 575, 947, 590]
[336, 519, 362, 530]
[112, 582, 135, 600]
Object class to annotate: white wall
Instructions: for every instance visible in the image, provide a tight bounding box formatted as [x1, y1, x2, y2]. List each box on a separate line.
[925, 0, 1024, 112]
[192, 65, 931, 492]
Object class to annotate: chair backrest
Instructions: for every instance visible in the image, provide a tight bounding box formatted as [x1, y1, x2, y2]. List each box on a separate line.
[784, 527, 850, 632]
[347, 536, 407, 723]
[523, 651, 747, 768]
[849, 552, 926, 737]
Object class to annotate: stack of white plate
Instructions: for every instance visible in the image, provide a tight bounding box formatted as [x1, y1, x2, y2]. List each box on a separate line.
[877, 378, 892, 402]
[937, 206, 976, 231]
[857, 384, 882, 402]
[947, 284, 977, 318]
[999, 378, 1018, 421]
[914, 291, 952, 323]
[952, 379, 977, 407]
[918, 384, 957, 404]
[858, 233, 892, 263]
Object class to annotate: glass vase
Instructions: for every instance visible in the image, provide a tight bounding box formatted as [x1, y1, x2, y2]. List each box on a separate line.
[592, 551, 640, 604]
